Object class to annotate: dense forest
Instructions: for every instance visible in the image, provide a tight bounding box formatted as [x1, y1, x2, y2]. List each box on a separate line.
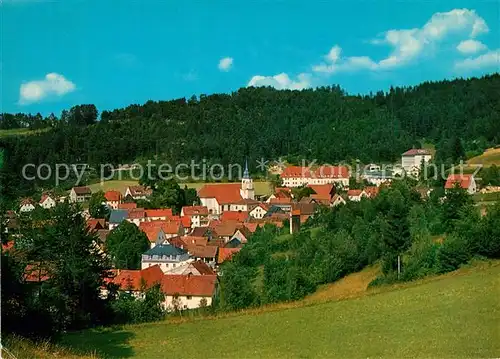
[1, 74, 499, 203]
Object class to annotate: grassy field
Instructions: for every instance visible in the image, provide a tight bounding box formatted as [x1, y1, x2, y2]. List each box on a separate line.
[87, 180, 272, 196]
[467, 147, 500, 167]
[55, 260, 500, 359]
[0, 127, 51, 138]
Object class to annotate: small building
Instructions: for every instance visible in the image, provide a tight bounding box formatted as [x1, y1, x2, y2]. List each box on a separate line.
[164, 260, 215, 276]
[347, 189, 368, 202]
[401, 149, 432, 175]
[19, 198, 36, 212]
[106, 265, 164, 299]
[104, 190, 122, 209]
[181, 206, 209, 228]
[125, 185, 152, 200]
[161, 274, 218, 311]
[39, 193, 57, 209]
[69, 186, 92, 203]
[249, 203, 268, 219]
[141, 244, 190, 273]
[108, 209, 128, 230]
[362, 169, 394, 187]
[445, 174, 477, 194]
[330, 194, 346, 207]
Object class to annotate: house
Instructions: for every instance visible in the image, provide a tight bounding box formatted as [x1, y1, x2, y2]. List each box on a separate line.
[198, 164, 255, 214]
[140, 225, 167, 248]
[127, 208, 147, 226]
[125, 185, 152, 200]
[364, 186, 380, 198]
[108, 209, 128, 230]
[118, 202, 137, 210]
[221, 211, 249, 222]
[445, 174, 477, 194]
[213, 220, 241, 242]
[145, 209, 173, 221]
[161, 274, 218, 310]
[107, 265, 164, 298]
[281, 165, 349, 188]
[266, 187, 293, 203]
[231, 226, 252, 244]
[249, 203, 268, 219]
[164, 260, 215, 276]
[181, 206, 209, 228]
[69, 186, 92, 203]
[87, 218, 106, 231]
[347, 189, 368, 201]
[330, 194, 346, 207]
[229, 198, 260, 212]
[362, 169, 394, 187]
[19, 198, 36, 212]
[401, 149, 432, 175]
[141, 244, 190, 273]
[217, 247, 241, 264]
[104, 190, 122, 209]
[185, 245, 218, 264]
[39, 193, 56, 209]
[293, 203, 316, 223]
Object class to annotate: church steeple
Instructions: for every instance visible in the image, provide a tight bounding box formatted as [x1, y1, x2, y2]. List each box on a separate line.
[243, 158, 250, 179]
[240, 158, 255, 200]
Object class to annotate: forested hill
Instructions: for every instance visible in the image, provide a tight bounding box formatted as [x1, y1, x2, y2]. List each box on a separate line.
[1, 73, 499, 199]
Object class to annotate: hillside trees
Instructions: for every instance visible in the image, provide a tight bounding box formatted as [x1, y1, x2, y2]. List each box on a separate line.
[106, 221, 150, 270]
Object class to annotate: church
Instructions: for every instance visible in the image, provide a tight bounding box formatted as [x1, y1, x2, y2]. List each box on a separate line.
[198, 161, 255, 215]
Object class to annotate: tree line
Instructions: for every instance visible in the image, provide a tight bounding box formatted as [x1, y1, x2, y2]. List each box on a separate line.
[1, 74, 499, 205]
[218, 181, 500, 310]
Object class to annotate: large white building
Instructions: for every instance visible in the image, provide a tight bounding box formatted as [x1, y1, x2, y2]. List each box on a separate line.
[198, 161, 255, 215]
[281, 165, 349, 188]
[401, 149, 432, 175]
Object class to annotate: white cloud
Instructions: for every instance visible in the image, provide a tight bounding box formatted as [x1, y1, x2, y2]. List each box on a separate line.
[218, 57, 233, 72]
[313, 8, 490, 74]
[19, 73, 76, 104]
[455, 49, 500, 71]
[247, 73, 311, 90]
[456, 39, 487, 54]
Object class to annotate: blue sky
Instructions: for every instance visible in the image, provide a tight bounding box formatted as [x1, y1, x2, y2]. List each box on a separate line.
[2, 0, 499, 116]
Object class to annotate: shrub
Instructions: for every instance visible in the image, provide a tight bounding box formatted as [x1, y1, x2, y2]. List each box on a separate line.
[436, 235, 472, 273]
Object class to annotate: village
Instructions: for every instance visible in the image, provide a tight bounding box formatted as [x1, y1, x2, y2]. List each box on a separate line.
[4, 148, 485, 312]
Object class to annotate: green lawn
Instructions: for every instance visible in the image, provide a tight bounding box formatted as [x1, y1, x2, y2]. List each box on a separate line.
[467, 148, 500, 167]
[86, 180, 272, 196]
[61, 261, 500, 359]
[0, 127, 51, 138]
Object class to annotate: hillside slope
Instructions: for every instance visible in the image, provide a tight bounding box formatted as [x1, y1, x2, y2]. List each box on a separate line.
[61, 261, 500, 359]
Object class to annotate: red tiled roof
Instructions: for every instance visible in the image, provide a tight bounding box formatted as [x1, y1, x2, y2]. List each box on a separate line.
[402, 148, 431, 156]
[145, 209, 173, 218]
[128, 186, 152, 196]
[111, 265, 164, 291]
[315, 165, 349, 179]
[182, 206, 209, 216]
[20, 198, 35, 206]
[141, 226, 163, 243]
[243, 223, 261, 233]
[2, 241, 14, 251]
[181, 236, 208, 246]
[163, 221, 183, 234]
[191, 260, 216, 275]
[269, 197, 293, 205]
[104, 190, 121, 202]
[87, 218, 105, 231]
[128, 208, 146, 219]
[161, 274, 217, 296]
[307, 184, 334, 198]
[24, 263, 51, 282]
[347, 189, 363, 196]
[187, 245, 218, 259]
[72, 186, 92, 195]
[221, 211, 249, 222]
[364, 186, 380, 197]
[39, 193, 54, 204]
[217, 248, 241, 264]
[445, 174, 473, 189]
[281, 166, 349, 179]
[181, 216, 191, 228]
[214, 220, 241, 237]
[118, 203, 137, 210]
[198, 183, 242, 204]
